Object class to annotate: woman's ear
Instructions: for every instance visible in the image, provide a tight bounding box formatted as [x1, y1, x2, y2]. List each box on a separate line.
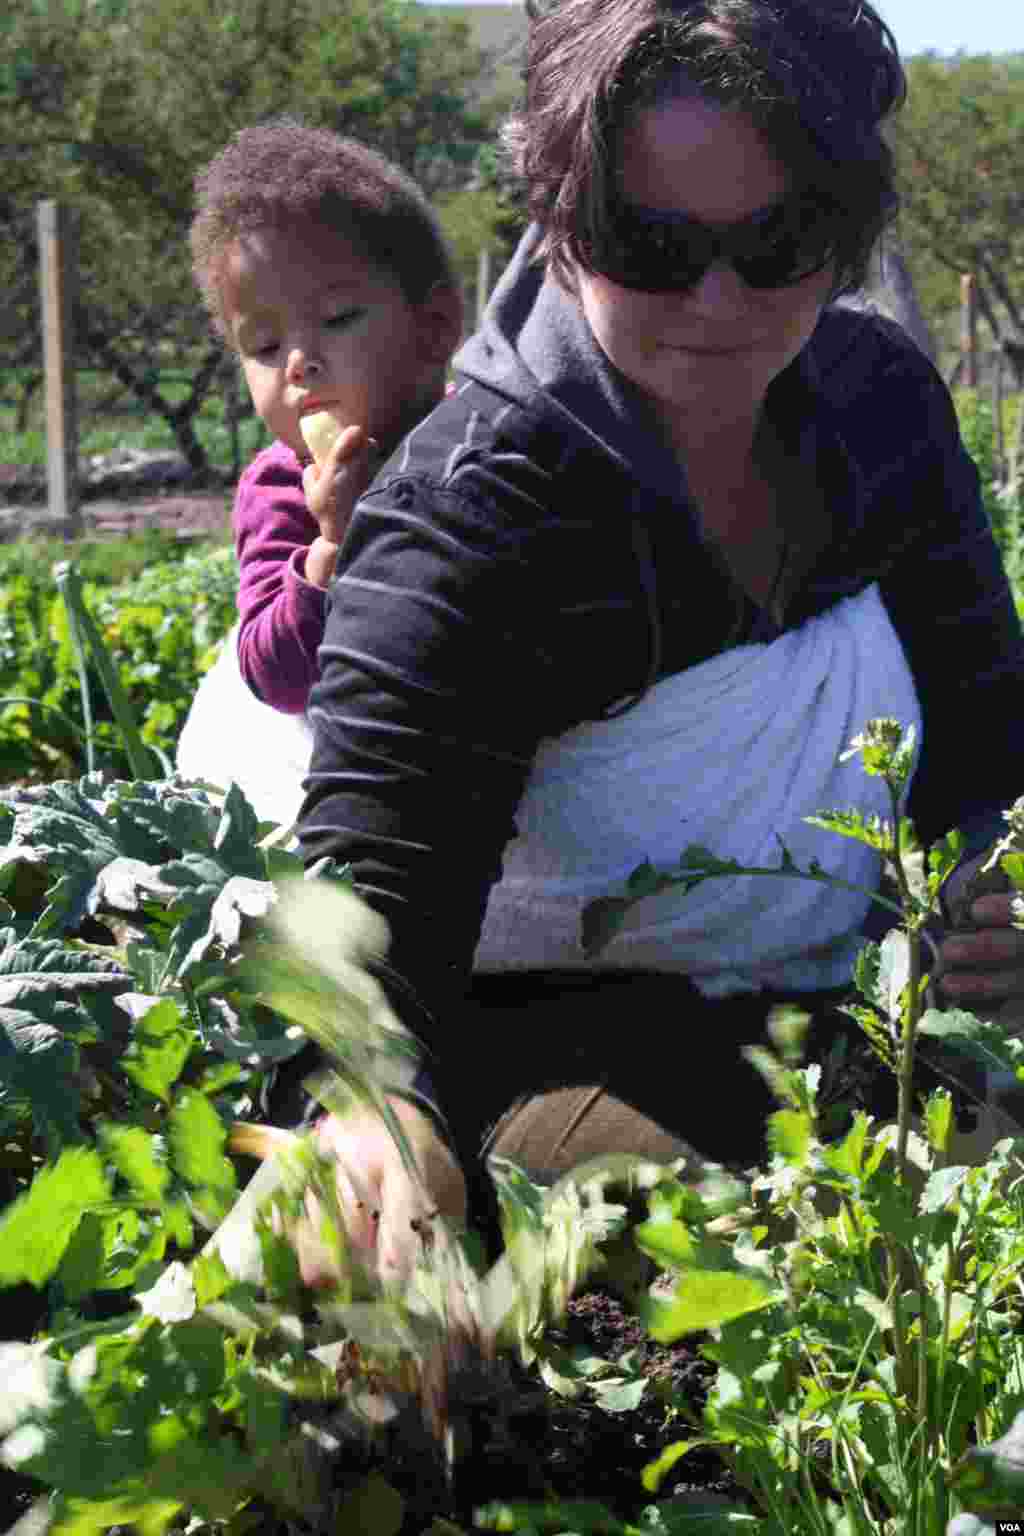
[415, 281, 465, 364]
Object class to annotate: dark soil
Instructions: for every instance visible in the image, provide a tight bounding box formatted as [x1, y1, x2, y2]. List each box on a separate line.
[309, 1286, 741, 1535]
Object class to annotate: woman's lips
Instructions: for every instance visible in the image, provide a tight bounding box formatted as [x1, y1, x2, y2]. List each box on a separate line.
[663, 342, 750, 355]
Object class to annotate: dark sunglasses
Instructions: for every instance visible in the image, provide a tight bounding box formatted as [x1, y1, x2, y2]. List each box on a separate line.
[578, 194, 840, 293]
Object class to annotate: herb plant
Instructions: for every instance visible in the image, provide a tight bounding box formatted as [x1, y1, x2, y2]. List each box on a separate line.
[579, 719, 1024, 1536]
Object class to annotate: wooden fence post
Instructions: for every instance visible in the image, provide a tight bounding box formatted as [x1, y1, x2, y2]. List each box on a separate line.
[476, 245, 492, 330]
[960, 273, 978, 391]
[992, 349, 1005, 485]
[37, 200, 81, 539]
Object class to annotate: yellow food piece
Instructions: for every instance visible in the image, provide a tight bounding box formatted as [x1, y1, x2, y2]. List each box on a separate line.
[300, 410, 342, 466]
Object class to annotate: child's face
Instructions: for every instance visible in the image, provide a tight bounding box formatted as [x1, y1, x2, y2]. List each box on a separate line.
[221, 222, 460, 460]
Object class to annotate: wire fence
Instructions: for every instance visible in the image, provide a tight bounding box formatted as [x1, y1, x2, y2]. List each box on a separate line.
[0, 205, 253, 498]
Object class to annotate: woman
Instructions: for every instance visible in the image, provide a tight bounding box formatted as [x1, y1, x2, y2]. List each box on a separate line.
[279, 0, 1024, 1285]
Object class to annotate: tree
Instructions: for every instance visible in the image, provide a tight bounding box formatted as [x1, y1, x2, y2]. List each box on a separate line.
[888, 53, 1024, 382]
[0, 0, 500, 475]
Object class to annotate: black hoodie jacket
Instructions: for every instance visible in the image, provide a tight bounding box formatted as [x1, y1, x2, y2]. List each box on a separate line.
[294, 226, 1024, 1130]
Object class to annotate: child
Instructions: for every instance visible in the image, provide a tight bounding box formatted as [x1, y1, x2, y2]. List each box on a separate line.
[175, 119, 463, 823]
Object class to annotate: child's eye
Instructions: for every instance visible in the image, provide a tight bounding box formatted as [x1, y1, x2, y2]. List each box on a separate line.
[324, 309, 362, 331]
[251, 341, 279, 359]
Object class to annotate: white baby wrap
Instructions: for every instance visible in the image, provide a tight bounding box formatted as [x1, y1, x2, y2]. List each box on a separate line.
[474, 583, 922, 996]
[175, 623, 314, 830]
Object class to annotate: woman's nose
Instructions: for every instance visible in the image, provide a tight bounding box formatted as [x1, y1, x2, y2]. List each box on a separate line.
[689, 258, 749, 310]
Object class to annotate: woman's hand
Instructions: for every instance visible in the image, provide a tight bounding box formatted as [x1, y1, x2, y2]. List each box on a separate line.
[283, 1099, 488, 1442]
[938, 891, 1024, 1014]
[301, 424, 377, 588]
[292, 1095, 468, 1292]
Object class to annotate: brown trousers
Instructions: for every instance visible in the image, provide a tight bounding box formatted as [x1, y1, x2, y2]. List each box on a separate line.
[453, 962, 1024, 1251]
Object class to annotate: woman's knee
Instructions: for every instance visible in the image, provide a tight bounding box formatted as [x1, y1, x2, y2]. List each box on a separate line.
[483, 1083, 707, 1186]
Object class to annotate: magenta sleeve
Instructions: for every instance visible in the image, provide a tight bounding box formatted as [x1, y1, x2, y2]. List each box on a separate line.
[233, 443, 329, 715]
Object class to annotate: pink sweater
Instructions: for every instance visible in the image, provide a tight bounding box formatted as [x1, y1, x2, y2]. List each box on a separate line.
[233, 440, 326, 715]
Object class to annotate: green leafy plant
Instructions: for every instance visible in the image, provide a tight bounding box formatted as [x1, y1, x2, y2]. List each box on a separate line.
[955, 388, 1024, 606]
[0, 773, 703, 1536]
[3, 725, 1024, 1536]
[577, 719, 1024, 1535]
[0, 543, 237, 783]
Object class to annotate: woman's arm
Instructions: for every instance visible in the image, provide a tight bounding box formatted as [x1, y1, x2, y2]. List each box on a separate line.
[805, 308, 1024, 855]
[860, 325, 1024, 1005]
[234, 445, 329, 715]
[299, 471, 545, 1074]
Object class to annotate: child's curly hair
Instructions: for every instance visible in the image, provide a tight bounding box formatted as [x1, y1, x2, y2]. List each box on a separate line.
[192, 117, 457, 340]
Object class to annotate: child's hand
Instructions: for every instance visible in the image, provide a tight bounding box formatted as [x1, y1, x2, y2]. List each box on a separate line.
[301, 423, 377, 587]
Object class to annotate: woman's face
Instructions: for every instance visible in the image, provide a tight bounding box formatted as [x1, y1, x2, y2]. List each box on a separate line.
[573, 94, 836, 445]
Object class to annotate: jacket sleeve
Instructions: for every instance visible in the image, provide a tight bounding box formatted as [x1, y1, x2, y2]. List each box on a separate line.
[296, 465, 561, 1115]
[860, 333, 1024, 856]
[234, 448, 328, 715]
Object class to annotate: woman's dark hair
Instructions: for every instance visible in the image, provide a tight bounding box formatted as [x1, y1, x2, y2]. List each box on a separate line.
[502, 0, 906, 298]
[191, 117, 457, 340]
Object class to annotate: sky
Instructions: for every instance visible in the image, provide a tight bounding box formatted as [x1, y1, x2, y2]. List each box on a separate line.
[419, 0, 1021, 59]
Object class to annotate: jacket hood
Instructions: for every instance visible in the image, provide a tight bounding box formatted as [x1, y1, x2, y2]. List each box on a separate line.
[453, 224, 689, 497]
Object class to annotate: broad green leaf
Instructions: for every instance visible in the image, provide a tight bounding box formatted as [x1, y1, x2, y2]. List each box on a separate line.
[234, 1368, 287, 1460]
[805, 808, 895, 853]
[0, 1146, 110, 1287]
[632, 1217, 694, 1268]
[0, 1004, 81, 1149]
[50, 1494, 184, 1536]
[191, 1249, 233, 1308]
[121, 997, 194, 1102]
[920, 1164, 971, 1214]
[209, 782, 265, 879]
[820, 1113, 871, 1181]
[853, 941, 881, 1006]
[57, 1211, 111, 1302]
[142, 1433, 253, 1522]
[99, 1124, 171, 1201]
[635, 1266, 775, 1342]
[168, 1091, 235, 1197]
[766, 1108, 812, 1166]
[162, 1199, 195, 1252]
[89, 856, 178, 913]
[928, 826, 965, 886]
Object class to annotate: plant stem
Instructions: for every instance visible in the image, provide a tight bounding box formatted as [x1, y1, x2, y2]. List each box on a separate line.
[884, 777, 926, 1404]
[888, 781, 922, 1190]
[54, 561, 158, 780]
